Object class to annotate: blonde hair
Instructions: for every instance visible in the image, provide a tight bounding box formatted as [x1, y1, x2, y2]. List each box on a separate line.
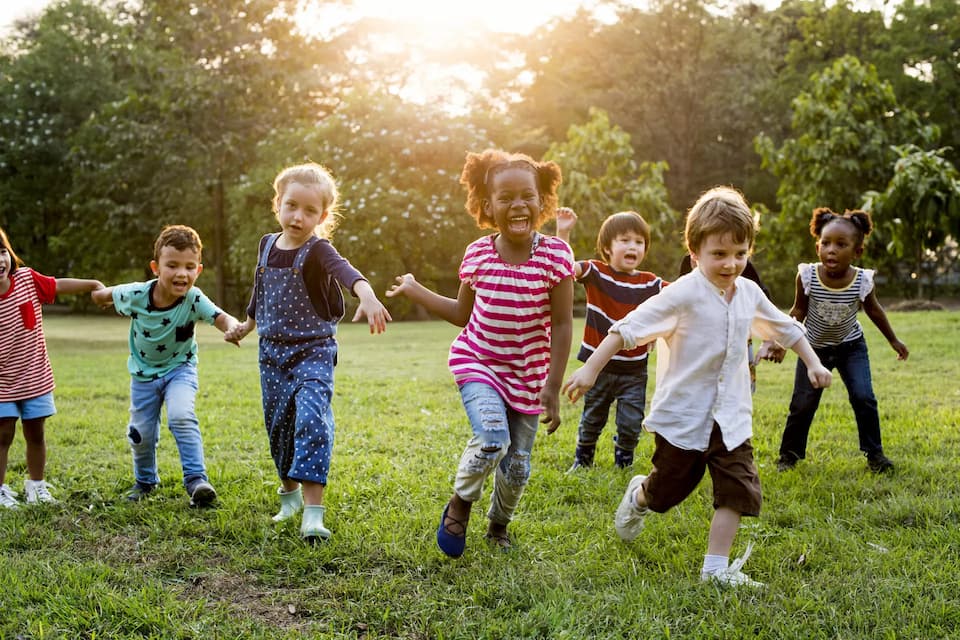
[684, 186, 756, 254]
[272, 163, 339, 238]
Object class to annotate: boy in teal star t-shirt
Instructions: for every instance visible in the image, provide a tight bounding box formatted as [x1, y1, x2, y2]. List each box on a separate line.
[94, 225, 240, 507]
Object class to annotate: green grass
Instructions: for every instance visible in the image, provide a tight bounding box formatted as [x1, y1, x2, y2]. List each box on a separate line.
[1, 311, 958, 638]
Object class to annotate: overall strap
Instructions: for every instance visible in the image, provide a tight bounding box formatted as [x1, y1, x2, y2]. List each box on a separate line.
[258, 233, 280, 268]
[292, 236, 319, 272]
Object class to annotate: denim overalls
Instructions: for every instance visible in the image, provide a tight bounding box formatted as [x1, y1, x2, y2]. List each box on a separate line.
[255, 234, 339, 485]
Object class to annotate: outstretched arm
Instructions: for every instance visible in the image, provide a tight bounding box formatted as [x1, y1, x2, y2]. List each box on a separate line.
[862, 290, 908, 360]
[563, 331, 624, 403]
[386, 273, 474, 327]
[56, 278, 104, 296]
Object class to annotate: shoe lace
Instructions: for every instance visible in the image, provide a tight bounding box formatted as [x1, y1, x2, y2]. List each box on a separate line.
[0, 485, 18, 503]
[33, 481, 53, 499]
[727, 541, 754, 576]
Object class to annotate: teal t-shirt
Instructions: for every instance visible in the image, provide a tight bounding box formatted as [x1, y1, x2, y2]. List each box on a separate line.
[112, 280, 222, 381]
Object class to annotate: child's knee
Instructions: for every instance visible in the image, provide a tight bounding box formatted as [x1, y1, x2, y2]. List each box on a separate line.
[501, 449, 531, 487]
[460, 440, 506, 475]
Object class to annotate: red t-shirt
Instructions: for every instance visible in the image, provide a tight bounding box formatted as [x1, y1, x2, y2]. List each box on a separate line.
[0, 268, 57, 401]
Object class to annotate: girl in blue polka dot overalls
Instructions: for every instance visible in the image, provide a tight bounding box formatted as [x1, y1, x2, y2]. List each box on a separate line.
[227, 163, 391, 542]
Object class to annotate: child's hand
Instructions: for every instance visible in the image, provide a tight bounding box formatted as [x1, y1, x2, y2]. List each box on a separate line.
[806, 364, 832, 389]
[224, 318, 252, 346]
[555, 207, 577, 239]
[891, 340, 909, 361]
[756, 340, 786, 364]
[386, 273, 417, 298]
[539, 388, 562, 434]
[352, 298, 391, 334]
[562, 366, 598, 403]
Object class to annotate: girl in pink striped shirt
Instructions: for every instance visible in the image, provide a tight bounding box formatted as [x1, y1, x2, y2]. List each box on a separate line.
[387, 149, 574, 557]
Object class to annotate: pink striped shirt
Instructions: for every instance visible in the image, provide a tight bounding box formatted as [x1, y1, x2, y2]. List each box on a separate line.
[0, 268, 58, 401]
[449, 233, 574, 414]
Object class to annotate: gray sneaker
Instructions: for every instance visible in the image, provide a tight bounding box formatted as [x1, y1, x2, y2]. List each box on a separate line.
[187, 479, 217, 508]
[614, 474, 649, 541]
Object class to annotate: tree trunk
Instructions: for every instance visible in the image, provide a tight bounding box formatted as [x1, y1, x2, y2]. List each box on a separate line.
[213, 173, 227, 307]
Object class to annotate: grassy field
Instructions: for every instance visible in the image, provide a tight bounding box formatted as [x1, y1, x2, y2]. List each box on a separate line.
[1, 310, 958, 639]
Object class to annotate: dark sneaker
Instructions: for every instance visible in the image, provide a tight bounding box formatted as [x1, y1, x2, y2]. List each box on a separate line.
[776, 454, 798, 472]
[614, 446, 634, 469]
[867, 452, 894, 473]
[187, 479, 217, 507]
[126, 482, 156, 502]
[566, 444, 595, 473]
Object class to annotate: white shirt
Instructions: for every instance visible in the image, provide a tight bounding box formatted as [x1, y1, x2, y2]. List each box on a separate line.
[609, 268, 806, 451]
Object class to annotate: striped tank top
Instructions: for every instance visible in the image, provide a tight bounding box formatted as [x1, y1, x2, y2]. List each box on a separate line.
[799, 262, 875, 347]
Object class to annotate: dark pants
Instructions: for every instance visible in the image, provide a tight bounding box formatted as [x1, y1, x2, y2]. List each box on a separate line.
[576, 369, 647, 453]
[779, 336, 882, 461]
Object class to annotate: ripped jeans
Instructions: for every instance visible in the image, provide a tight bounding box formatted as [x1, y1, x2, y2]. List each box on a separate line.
[455, 382, 539, 526]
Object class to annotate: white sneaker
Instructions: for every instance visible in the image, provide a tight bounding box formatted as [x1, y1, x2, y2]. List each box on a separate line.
[614, 474, 649, 541]
[702, 542, 764, 588]
[0, 484, 20, 509]
[24, 479, 56, 504]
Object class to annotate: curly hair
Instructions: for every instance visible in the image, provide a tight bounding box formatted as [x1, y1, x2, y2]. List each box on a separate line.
[153, 225, 202, 261]
[684, 186, 757, 254]
[596, 211, 651, 263]
[459, 149, 562, 230]
[810, 207, 873, 247]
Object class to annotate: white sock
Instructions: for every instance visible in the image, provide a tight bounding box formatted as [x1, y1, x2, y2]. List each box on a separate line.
[702, 554, 729, 576]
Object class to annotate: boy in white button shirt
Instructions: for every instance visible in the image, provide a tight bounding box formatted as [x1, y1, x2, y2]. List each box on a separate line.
[563, 187, 832, 587]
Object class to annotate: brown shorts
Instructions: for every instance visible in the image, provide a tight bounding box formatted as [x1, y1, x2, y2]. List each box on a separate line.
[643, 422, 762, 517]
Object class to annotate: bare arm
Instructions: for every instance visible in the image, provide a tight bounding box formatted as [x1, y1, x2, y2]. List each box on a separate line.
[56, 278, 104, 296]
[862, 290, 909, 360]
[554, 207, 583, 279]
[789, 272, 808, 323]
[562, 331, 625, 403]
[213, 311, 242, 347]
[224, 316, 256, 345]
[540, 277, 574, 434]
[386, 274, 474, 327]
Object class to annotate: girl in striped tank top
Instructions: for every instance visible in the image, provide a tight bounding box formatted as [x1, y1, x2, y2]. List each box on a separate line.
[387, 149, 574, 557]
[777, 208, 909, 474]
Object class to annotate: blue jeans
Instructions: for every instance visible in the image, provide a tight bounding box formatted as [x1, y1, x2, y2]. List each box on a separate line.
[779, 337, 882, 460]
[576, 369, 647, 452]
[455, 382, 539, 525]
[127, 362, 208, 488]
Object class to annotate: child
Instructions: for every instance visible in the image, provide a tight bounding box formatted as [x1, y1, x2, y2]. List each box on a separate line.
[225, 163, 391, 542]
[555, 207, 665, 471]
[386, 149, 574, 557]
[563, 187, 832, 587]
[92, 225, 241, 507]
[776, 208, 908, 473]
[0, 226, 103, 508]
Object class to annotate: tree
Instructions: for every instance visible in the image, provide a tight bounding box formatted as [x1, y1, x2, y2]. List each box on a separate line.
[544, 108, 681, 278]
[0, 0, 125, 275]
[754, 55, 937, 297]
[863, 144, 960, 298]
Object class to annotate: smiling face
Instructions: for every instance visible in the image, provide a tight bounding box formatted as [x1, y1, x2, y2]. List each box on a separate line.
[0, 247, 10, 289]
[150, 245, 203, 305]
[484, 166, 541, 246]
[816, 218, 863, 278]
[277, 181, 329, 248]
[691, 232, 750, 294]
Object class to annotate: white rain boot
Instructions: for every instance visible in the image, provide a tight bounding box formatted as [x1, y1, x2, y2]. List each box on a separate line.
[272, 486, 304, 522]
[300, 505, 331, 543]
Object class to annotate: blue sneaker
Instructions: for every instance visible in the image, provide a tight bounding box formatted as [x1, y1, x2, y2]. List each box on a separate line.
[436, 502, 468, 558]
[126, 482, 156, 502]
[186, 479, 217, 508]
